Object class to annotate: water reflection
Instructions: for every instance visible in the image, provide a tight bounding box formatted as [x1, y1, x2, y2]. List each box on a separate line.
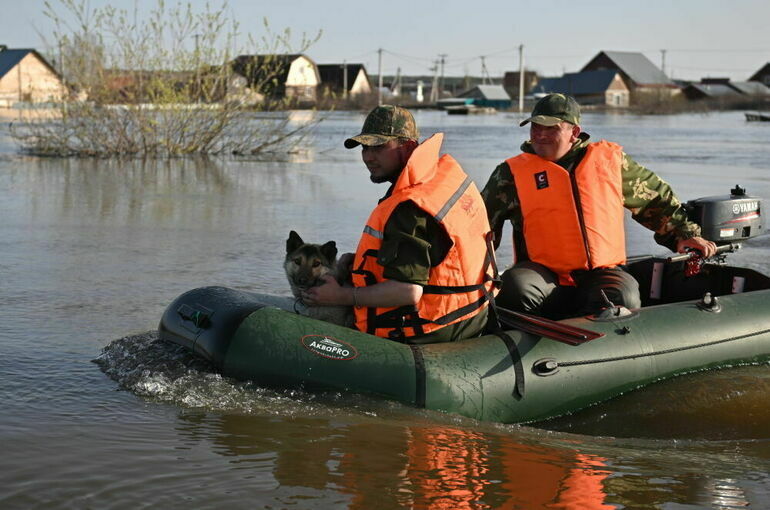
[184, 413, 618, 509]
[4, 156, 369, 235]
[171, 409, 770, 508]
[536, 365, 770, 440]
[398, 427, 613, 509]
[705, 478, 750, 509]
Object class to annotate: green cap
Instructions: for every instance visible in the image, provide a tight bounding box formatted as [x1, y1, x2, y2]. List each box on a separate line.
[344, 105, 419, 149]
[519, 93, 581, 127]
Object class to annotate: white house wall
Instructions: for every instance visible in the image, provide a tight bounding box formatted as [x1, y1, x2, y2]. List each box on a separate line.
[0, 53, 66, 105]
[350, 70, 371, 96]
[286, 57, 319, 87]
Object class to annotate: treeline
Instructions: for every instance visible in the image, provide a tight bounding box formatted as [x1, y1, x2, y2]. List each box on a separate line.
[12, 0, 320, 158]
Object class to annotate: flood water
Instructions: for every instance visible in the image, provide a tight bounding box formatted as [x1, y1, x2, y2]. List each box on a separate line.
[1, 109, 769, 509]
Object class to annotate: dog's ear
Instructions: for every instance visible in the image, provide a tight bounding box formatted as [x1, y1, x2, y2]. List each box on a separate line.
[320, 240, 338, 262]
[286, 230, 304, 254]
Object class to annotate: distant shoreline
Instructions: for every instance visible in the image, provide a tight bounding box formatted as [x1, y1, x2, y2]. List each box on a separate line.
[1, 99, 768, 120]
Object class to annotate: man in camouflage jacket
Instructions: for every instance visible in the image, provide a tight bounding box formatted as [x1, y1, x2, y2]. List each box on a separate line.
[481, 93, 716, 318]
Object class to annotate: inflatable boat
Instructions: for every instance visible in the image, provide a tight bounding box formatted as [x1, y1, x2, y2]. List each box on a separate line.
[159, 187, 770, 424]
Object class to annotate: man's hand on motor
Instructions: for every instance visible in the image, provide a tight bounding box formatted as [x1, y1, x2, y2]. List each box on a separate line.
[677, 236, 717, 258]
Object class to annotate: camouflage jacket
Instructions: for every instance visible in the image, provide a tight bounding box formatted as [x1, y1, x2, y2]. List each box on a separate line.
[480, 133, 701, 258]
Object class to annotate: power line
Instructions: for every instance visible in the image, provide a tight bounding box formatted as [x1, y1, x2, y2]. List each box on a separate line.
[341, 49, 378, 60]
[382, 49, 434, 63]
[669, 65, 761, 72]
[649, 48, 770, 54]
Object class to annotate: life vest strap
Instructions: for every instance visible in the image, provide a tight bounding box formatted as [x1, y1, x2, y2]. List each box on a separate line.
[356, 234, 499, 337]
[482, 230, 504, 332]
[422, 282, 487, 294]
[369, 294, 489, 330]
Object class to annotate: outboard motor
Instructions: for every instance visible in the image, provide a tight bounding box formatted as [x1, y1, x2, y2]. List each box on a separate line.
[685, 185, 764, 244]
[627, 185, 770, 306]
[628, 185, 770, 306]
[665, 185, 765, 268]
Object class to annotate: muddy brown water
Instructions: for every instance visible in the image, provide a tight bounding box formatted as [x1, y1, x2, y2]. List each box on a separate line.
[2, 110, 769, 509]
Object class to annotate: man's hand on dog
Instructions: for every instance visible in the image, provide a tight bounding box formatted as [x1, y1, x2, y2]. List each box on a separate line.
[302, 275, 349, 306]
[338, 252, 354, 272]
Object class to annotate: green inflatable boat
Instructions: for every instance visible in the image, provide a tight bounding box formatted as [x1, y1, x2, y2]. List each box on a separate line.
[159, 188, 770, 423]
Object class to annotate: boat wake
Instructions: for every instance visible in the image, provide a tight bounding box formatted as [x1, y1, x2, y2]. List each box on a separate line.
[93, 331, 414, 420]
[94, 332, 770, 441]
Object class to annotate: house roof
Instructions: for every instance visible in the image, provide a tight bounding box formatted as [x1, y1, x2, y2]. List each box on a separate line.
[729, 81, 770, 95]
[231, 54, 317, 88]
[458, 84, 510, 100]
[582, 51, 672, 86]
[317, 63, 368, 90]
[530, 70, 622, 96]
[685, 83, 741, 98]
[0, 48, 59, 79]
[502, 70, 538, 87]
[749, 62, 770, 81]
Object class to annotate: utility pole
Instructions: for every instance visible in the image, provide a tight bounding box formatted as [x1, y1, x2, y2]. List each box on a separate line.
[518, 44, 525, 114]
[660, 49, 667, 77]
[377, 48, 383, 105]
[342, 60, 348, 100]
[438, 53, 447, 98]
[481, 56, 490, 85]
[392, 67, 402, 96]
[429, 60, 439, 104]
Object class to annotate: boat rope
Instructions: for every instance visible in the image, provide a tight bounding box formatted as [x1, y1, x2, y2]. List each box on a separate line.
[556, 327, 770, 368]
[494, 331, 525, 400]
[409, 345, 427, 408]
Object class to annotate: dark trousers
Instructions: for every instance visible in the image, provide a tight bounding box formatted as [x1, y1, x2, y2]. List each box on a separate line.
[496, 261, 641, 319]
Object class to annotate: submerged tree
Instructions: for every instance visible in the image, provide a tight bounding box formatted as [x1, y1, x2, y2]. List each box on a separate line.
[11, 0, 322, 157]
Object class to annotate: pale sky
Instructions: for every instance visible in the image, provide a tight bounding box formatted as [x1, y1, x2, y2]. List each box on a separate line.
[3, 0, 768, 82]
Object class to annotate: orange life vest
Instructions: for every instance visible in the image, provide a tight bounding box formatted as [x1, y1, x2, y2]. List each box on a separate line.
[352, 133, 496, 339]
[506, 140, 625, 286]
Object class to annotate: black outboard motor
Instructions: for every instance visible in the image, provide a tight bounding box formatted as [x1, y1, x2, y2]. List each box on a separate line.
[628, 185, 770, 306]
[661, 185, 765, 267]
[685, 185, 764, 244]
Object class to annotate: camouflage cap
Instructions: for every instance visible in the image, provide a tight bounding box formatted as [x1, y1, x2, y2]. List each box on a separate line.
[344, 105, 419, 149]
[519, 93, 581, 127]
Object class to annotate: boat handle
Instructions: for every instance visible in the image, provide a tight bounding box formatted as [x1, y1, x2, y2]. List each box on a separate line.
[533, 358, 559, 376]
[177, 303, 212, 329]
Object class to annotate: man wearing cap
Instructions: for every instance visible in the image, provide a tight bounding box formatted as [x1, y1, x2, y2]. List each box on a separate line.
[302, 105, 496, 343]
[482, 93, 716, 318]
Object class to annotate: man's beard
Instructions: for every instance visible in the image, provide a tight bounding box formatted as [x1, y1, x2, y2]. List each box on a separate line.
[370, 174, 390, 184]
[369, 167, 401, 184]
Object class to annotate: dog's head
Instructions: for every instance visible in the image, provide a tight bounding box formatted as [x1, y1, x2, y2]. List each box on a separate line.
[285, 230, 338, 297]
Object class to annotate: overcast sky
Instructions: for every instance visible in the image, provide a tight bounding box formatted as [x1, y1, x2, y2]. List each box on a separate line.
[3, 0, 768, 81]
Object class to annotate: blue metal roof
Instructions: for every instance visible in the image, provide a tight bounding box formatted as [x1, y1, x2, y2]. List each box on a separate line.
[0, 49, 34, 79]
[530, 70, 621, 96]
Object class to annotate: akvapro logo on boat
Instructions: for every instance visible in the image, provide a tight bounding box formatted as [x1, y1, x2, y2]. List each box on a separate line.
[301, 335, 359, 360]
[732, 201, 759, 214]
